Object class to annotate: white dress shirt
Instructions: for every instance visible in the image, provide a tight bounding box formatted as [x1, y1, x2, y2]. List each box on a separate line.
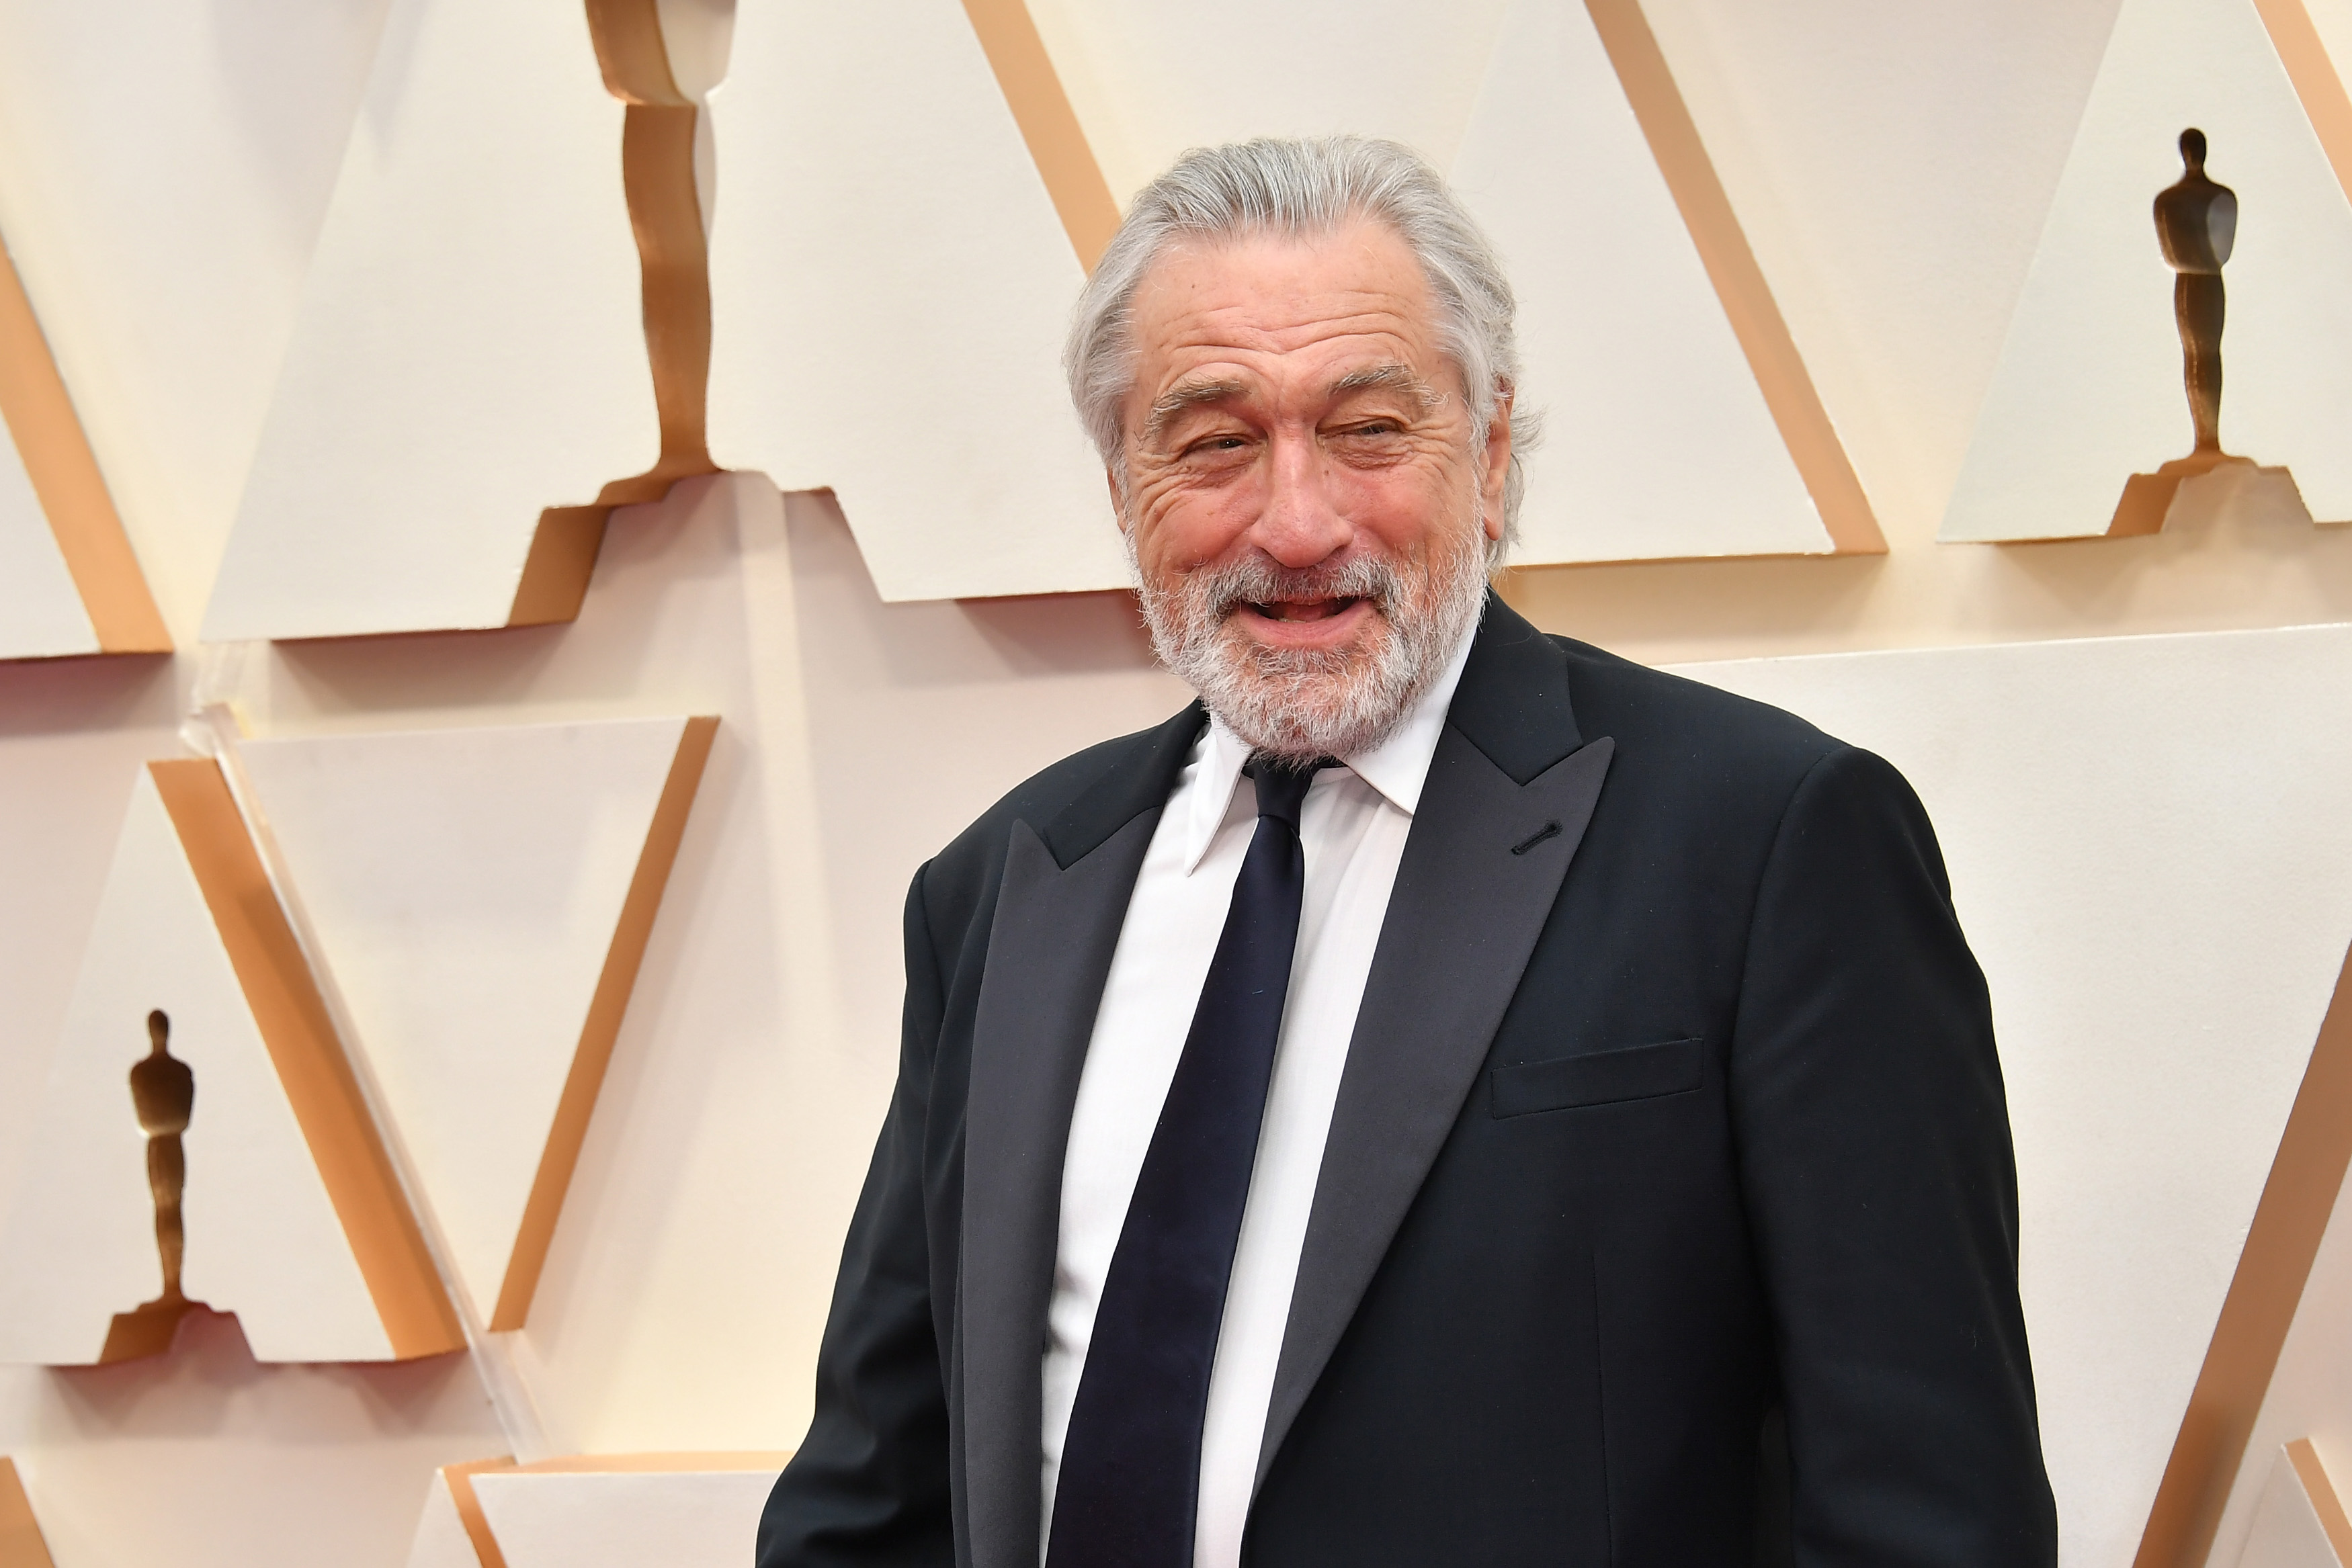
[1038, 625, 1477, 1568]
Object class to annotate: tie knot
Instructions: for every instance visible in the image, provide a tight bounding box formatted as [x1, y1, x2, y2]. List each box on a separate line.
[1245, 758, 1331, 831]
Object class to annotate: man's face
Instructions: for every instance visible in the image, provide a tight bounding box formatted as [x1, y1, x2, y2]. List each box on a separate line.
[1116, 219, 1511, 760]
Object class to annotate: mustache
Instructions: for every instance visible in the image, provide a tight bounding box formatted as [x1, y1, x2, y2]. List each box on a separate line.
[1186, 554, 1403, 619]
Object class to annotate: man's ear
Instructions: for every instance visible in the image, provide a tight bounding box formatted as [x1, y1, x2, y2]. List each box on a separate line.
[1106, 466, 1128, 531]
[1481, 386, 1515, 542]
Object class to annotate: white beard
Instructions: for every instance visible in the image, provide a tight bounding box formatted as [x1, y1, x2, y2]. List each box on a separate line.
[1129, 508, 1491, 767]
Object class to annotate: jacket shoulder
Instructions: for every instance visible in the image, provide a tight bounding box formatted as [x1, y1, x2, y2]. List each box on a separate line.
[1552, 634, 1845, 788]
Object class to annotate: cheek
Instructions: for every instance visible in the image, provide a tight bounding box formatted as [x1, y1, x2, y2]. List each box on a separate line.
[1132, 469, 1265, 570]
[1330, 453, 1472, 555]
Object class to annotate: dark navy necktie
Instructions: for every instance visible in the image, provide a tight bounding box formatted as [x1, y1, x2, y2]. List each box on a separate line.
[1046, 759, 1328, 1568]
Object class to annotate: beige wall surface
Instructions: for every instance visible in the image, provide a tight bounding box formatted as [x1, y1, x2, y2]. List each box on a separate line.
[7, 1, 2352, 1565]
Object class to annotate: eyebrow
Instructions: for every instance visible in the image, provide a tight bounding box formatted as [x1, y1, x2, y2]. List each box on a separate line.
[1143, 377, 1247, 441]
[1329, 362, 1444, 409]
[1142, 363, 1443, 442]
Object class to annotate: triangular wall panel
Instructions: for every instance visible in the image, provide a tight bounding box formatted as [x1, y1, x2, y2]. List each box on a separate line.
[236, 715, 717, 1330]
[0, 763, 458, 1364]
[200, 0, 700, 642]
[1452, 0, 1871, 564]
[704, 0, 1127, 603]
[1941, 0, 2352, 540]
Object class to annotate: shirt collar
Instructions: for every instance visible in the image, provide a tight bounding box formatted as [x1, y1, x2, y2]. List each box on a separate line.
[1179, 617, 1481, 873]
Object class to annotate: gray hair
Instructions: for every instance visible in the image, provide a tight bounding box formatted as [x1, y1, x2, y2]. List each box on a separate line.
[1064, 134, 1536, 554]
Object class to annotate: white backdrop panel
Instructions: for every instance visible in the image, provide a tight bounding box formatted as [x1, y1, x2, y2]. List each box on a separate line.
[704, 0, 1122, 604]
[202, 0, 657, 640]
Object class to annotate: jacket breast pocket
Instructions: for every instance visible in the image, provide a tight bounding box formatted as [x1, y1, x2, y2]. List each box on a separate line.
[1490, 1037, 1706, 1118]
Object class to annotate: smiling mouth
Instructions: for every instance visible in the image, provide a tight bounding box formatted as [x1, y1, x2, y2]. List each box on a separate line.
[1245, 596, 1363, 623]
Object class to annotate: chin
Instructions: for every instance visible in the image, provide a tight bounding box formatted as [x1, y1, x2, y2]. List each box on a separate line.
[1132, 513, 1492, 763]
[1202, 611, 1422, 763]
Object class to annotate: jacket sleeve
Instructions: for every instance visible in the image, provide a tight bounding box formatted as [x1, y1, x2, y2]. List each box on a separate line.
[757, 866, 956, 1567]
[1728, 746, 2058, 1566]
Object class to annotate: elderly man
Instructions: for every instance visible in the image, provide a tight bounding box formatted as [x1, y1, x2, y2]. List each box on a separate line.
[759, 136, 2056, 1567]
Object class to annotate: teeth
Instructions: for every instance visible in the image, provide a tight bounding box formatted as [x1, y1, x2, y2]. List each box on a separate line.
[1241, 597, 1359, 622]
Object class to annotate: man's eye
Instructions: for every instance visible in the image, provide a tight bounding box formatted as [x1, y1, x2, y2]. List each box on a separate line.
[1187, 436, 1250, 456]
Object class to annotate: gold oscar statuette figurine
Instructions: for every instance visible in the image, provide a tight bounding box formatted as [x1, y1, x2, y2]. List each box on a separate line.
[100, 1010, 202, 1361]
[2156, 126, 2236, 457]
[2109, 128, 2255, 535]
[131, 1009, 194, 1303]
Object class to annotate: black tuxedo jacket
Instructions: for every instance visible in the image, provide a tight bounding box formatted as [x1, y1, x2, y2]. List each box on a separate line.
[759, 597, 2056, 1567]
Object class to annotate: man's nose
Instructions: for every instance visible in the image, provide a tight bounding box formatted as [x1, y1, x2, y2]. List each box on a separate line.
[1251, 430, 1351, 568]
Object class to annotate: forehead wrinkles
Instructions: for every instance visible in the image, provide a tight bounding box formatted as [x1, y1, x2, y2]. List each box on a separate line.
[1157, 292, 1420, 351]
[1130, 229, 1436, 350]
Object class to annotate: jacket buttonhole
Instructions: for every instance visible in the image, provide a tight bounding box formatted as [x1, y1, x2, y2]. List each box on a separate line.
[1511, 820, 1562, 856]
